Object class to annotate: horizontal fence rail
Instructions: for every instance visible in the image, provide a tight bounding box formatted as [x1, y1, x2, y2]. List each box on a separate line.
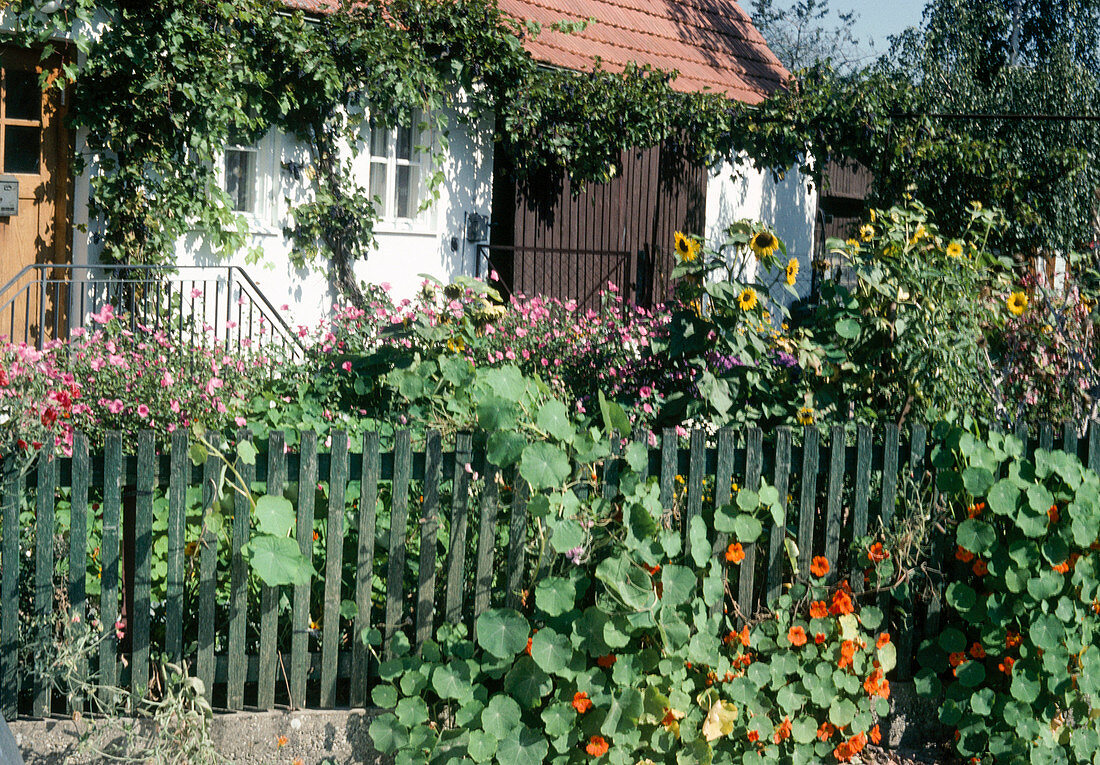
[0, 420, 1096, 719]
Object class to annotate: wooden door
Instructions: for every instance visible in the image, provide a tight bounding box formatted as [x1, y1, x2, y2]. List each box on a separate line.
[0, 46, 69, 344]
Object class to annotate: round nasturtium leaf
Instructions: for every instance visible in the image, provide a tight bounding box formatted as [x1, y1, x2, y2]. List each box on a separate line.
[535, 577, 576, 617]
[468, 730, 497, 763]
[369, 712, 409, 754]
[496, 726, 549, 765]
[481, 695, 522, 740]
[475, 608, 530, 659]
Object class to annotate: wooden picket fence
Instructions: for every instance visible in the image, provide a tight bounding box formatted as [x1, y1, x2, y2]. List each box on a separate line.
[0, 419, 1097, 719]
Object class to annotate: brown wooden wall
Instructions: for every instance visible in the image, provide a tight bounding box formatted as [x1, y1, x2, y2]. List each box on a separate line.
[490, 141, 708, 309]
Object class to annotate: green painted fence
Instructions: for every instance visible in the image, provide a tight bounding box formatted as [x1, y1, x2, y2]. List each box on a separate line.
[0, 420, 1095, 718]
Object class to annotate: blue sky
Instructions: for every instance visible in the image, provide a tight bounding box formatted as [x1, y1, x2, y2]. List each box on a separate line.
[834, 0, 927, 57]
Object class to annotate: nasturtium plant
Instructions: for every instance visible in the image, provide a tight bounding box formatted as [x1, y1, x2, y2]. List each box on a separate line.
[920, 425, 1100, 763]
[369, 445, 890, 764]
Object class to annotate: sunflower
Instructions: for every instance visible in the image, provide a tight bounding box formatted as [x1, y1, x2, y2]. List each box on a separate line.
[738, 287, 758, 311]
[1007, 291, 1028, 316]
[797, 407, 815, 426]
[859, 224, 874, 242]
[845, 238, 860, 253]
[785, 258, 799, 286]
[946, 241, 963, 258]
[907, 225, 927, 245]
[750, 230, 779, 258]
[674, 231, 701, 262]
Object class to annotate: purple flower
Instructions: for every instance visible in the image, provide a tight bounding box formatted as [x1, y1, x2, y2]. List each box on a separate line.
[773, 351, 798, 368]
[565, 546, 585, 564]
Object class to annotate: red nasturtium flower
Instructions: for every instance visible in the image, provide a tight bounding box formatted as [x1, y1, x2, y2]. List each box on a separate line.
[1006, 630, 1021, 648]
[809, 600, 828, 619]
[645, 563, 661, 575]
[1049, 504, 1060, 523]
[972, 560, 989, 577]
[968, 502, 986, 518]
[747, 730, 760, 743]
[773, 717, 792, 744]
[572, 692, 593, 714]
[948, 651, 966, 668]
[999, 656, 1015, 674]
[955, 545, 975, 563]
[725, 542, 745, 564]
[810, 556, 830, 577]
[525, 637, 532, 656]
[876, 632, 891, 649]
[866, 542, 888, 564]
[829, 590, 854, 616]
[815, 632, 826, 644]
[596, 654, 616, 668]
[787, 626, 807, 647]
[969, 642, 986, 659]
[585, 736, 609, 757]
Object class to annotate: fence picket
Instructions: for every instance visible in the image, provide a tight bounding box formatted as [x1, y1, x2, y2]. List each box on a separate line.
[100, 434, 122, 706]
[824, 425, 845, 578]
[766, 428, 791, 605]
[198, 438, 221, 704]
[320, 431, 349, 708]
[897, 424, 927, 682]
[659, 428, 676, 512]
[350, 431, 380, 708]
[850, 425, 872, 589]
[712, 428, 735, 617]
[416, 431, 443, 649]
[131, 431, 155, 702]
[258, 430, 286, 710]
[227, 431, 253, 710]
[505, 473, 530, 611]
[385, 430, 412, 656]
[683, 429, 705, 561]
[473, 460, 501, 627]
[166, 430, 188, 665]
[69, 432, 89, 622]
[880, 425, 900, 531]
[738, 428, 763, 621]
[291, 431, 318, 708]
[1, 456, 21, 718]
[1039, 421, 1054, 453]
[1063, 422, 1078, 460]
[1089, 421, 1100, 474]
[444, 433, 473, 626]
[33, 439, 56, 717]
[796, 427, 820, 575]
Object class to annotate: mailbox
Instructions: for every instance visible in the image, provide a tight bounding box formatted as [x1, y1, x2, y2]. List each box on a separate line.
[0, 177, 17, 217]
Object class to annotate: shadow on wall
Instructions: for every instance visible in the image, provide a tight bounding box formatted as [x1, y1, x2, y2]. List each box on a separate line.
[437, 108, 496, 284]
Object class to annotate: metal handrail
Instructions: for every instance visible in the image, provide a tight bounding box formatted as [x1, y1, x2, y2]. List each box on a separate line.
[0, 264, 305, 360]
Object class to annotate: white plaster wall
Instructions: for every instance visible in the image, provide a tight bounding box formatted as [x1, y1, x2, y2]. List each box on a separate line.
[705, 157, 817, 312]
[173, 106, 495, 330]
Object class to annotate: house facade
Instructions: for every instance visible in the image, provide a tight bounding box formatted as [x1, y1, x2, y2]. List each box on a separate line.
[0, 0, 813, 335]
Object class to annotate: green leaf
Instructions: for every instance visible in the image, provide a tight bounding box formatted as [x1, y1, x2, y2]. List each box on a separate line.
[530, 628, 573, 674]
[432, 663, 472, 700]
[956, 519, 995, 555]
[496, 726, 549, 765]
[243, 535, 314, 586]
[835, 318, 860, 339]
[731, 513, 763, 543]
[369, 713, 408, 754]
[504, 657, 553, 707]
[660, 565, 696, 606]
[469, 730, 497, 763]
[987, 480, 1019, 516]
[254, 494, 295, 537]
[547, 517, 585, 554]
[487, 431, 527, 467]
[535, 577, 576, 617]
[537, 399, 575, 443]
[475, 609, 530, 659]
[1029, 614, 1065, 652]
[371, 684, 397, 709]
[598, 391, 632, 436]
[236, 440, 258, 466]
[482, 695, 522, 740]
[519, 443, 571, 490]
[961, 466, 995, 496]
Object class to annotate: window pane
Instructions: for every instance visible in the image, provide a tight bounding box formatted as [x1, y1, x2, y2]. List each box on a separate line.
[370, 160, 388, 216]
[5, 70, 40, 121]
[396, 163, 419, 219]
[370, 124, 389, 158]
[396, 125, 414, 161]
[224, 149, 255, 213]
[4, 125, 40, 174]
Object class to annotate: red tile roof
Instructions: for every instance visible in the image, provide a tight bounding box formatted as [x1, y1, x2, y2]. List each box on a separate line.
[280, 0, 787, 102]
[496, 0, 787, 102]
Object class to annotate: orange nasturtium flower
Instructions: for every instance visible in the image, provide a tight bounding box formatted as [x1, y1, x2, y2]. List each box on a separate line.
[572, 692, 593, 714]
[1006, 630, 1022, 648]
[815, 632, 826, 644]
[725, 542, 745, 563]
[773, 717, 792, 744]
[866, 542, 888, 564]
[276, 735, 288, 748]
[838, 640, 857, 668]
[1053, 560, 1071, 574]
[817, 722, 835, 741]
[810, 556, 830, 577]
[739, 625, 751, 646]
[829, 590, 854, 616]
[948, 652, 967, 668]
[585, 736, 609, 757]
[955, 546, 975, 563]
[1049, 505, 1060, 524]
[876, 632, 891, 649]
[869, 724, 882, 745]
[747, 730, 760, 743]
[787, 626, 808, 647]
[809, 600, 829, 619]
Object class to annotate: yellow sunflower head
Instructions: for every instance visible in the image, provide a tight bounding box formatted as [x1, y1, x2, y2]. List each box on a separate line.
[845, 238, 861, 253]
[946, 241, 963, 258]
[675, 231, 701, 262]
[738, 287, 759, 311]
[1007, 291, 1028, 316]
[785, 257, 799, 286]
[908, 225, 927, 246]
[797, 406, 815, 426]
[750, 230, 779, 259]
[859, 224, 875, 242]
[869, 208, 877, 223]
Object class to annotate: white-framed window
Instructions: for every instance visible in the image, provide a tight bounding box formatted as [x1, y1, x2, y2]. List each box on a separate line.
[219, 131, 279, 232]
[368, 112, 436, 230]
